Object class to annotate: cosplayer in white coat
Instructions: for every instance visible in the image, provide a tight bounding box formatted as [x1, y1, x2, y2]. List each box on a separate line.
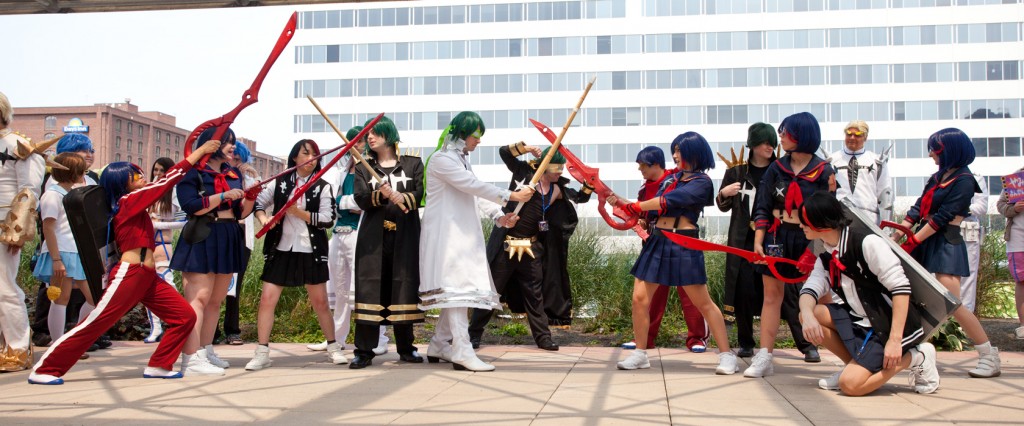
[829, 121, 893, 225]
[0, 91, 47, 372]
[419, 112, 533, 372]
[959, 174, 988, 313]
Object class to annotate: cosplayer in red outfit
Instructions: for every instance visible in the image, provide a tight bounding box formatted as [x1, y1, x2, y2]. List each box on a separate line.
[28, 141, 222, 385]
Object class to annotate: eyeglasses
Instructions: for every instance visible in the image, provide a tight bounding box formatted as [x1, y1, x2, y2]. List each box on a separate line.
[845, 129, 865, 137]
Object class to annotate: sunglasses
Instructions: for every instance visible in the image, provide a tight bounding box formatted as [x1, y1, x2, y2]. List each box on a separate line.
[845, 129, 865, 137]
[471, 128, 483, 139]
[132, 172, 145, 182]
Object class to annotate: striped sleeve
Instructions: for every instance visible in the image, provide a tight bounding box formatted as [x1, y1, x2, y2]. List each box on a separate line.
[800, 257, 829, 300]
[862, 235, 912, 295]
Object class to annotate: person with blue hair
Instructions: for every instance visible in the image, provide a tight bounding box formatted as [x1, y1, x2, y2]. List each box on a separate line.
[746, 112, 836, 378]
[28, 139, 222, 384]
[622, 145, 710, 354]
[216, 140, 258, 346]
[609, 132, 737, 375]
[171, 127, 256, 376]
[892, 128, 1001, 378]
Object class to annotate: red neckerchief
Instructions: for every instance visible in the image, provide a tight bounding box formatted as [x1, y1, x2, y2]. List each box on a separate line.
[774, 156, 828, 216]
[828, 250, 846, 291]
[640, 170, 669, 202]
[200, 164, 236, 194]
[918, 170, 972, 220]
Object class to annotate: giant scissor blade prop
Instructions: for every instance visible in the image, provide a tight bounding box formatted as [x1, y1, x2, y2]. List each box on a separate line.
[509, 76, 596, 216]
[306, 96, 408, 213]
[182, 12, 297, 168]
[660, 232, 808, 284]
[255, 112, 385, 238]
[528, 119, 645, 238]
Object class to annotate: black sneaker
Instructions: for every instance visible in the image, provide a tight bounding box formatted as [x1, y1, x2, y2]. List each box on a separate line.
[32, 333, 52, 347]
[96, 335, 112, 349]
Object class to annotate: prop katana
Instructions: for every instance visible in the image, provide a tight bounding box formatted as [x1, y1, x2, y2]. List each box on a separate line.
[182, 12, 297, 167]
[528, 119, 646, 239]
[509, 76, 596, 216]
[661, 231, 809, 284]
[306, 96, 409, 213]
[255, 112, 384, 238]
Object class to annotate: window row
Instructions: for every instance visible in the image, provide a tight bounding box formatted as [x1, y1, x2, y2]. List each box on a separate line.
[644, 0, 1019, 15]
[295, 99, 1022, 134]
[296, 23, 1022, 64]
[293, 61, 1021, 100]
[296, 1, 626, 30]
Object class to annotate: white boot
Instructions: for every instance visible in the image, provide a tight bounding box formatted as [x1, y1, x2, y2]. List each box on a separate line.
[715, 351, 738, 375]
[204, 345, 230, 369]
[143, 309, 163, 343]
[327, 342, 348, 365]
[616, 349, 650, 370]
[245, 345, 273, 371]
[453, 355, 495, 372]
[373, 327, 390, 355]
[185, 352, 225, 376]
[743, 350, 774, 378]
[306, 340, 328, 351]
[968, 346, 1001, 378]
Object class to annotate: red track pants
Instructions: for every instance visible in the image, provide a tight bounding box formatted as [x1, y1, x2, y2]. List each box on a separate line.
[647, 285, 709, 349]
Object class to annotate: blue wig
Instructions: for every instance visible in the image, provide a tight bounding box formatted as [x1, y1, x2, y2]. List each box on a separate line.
[56, 133, 93, 154]
[234, 140, 252, 164]
[635, 146, 666, 169]
[100, 161, 143, 215]
[778, 112, 821, 154]
[192, 126, 236, 161]
[670, 132, 715, 173]
[927, 128, 975, 174]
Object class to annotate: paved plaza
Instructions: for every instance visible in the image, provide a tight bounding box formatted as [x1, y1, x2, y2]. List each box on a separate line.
[1, 343, 1020, 425]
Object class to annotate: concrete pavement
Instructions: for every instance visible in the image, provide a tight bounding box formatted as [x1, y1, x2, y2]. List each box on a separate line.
[0, 343, 1021, 425]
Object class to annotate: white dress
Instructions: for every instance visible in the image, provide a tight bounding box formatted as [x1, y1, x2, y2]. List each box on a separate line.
[418, 141, 509, 310]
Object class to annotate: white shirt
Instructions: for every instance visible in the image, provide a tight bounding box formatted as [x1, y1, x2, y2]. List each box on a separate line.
[801, 228, 912, 328]
[257, 173, 334, 253]
[38, 188, 77, 254]
[830, 148, 892, 224]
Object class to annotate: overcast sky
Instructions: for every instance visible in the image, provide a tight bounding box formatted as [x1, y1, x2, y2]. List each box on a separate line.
[3, 5, 304, 156]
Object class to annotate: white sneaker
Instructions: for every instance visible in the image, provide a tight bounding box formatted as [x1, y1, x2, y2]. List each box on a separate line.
[327, 342, 348, 365]
[715, 352, 737, 375]
[307, 340, 328, 351]
[203, 345, 230, 369]
[968, 346, 1001, 378]
[616, 350, 650, 370]
[1015, 326, 1024, 340]
[909, 342, 940, 394]
[245, 346, 273, 371]
[143, 367, 183, 379]
[743, 350, 774, 378]
[185, 353, 226, 376]
[818, 371, 841, 390]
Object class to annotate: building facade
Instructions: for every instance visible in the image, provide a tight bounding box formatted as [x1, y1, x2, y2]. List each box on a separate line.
[14, 102, 284, 178]
[283, 0, 1024, 239]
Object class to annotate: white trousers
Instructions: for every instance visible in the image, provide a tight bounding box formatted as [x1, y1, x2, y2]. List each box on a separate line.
[0, 245, 30, 353]
[328, 229, 386, 344]
[962, 236, 983, 313]
[432, 307, 477, 364]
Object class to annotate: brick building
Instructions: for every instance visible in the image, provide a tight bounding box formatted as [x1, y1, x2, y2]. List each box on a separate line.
[13, 101, 284, 178]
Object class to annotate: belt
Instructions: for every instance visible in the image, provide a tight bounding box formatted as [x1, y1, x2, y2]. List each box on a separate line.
[503, 235, 537, 260]
[505, 235, 537, 243]
[210, 216, 237, 223]
[334, 226, 355, 234]
[383, 220, 397, 231]
[656, 227, 699, 237]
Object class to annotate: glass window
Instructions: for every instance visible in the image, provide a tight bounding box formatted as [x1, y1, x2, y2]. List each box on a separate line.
[597, 36, 612, 54]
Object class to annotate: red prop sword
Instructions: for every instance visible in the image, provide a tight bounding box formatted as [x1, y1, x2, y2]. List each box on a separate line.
[182, 12, 297, 167]
[660, 232, 809, 284]
[255, 113, 385, 238]
[528, 119, 644, 237]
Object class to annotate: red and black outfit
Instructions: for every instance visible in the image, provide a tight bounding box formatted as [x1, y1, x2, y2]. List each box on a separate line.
[33, 160, 198, 378]
[639, 169, 708, 350]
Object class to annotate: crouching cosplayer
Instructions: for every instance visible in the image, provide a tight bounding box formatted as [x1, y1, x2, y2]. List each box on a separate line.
[796, 192, 939, 396]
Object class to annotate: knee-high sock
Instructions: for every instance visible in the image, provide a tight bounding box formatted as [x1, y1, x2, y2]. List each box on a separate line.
[77, 303, 95, 325]
[47, 304, 67, 340]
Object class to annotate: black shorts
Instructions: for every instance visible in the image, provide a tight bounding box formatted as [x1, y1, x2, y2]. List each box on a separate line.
[827, 305, 913, 374]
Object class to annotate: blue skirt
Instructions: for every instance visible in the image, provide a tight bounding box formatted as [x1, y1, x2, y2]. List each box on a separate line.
[630, 229, 707, 286]
[753, 222, 809, 281]
[32, 251, 86, 282]
[913, 225, 969, 277]
[170, 221, 245, 274]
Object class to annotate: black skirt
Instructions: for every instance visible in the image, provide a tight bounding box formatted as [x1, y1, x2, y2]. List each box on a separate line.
[261, 250, 329, 287]
[753, 222, 809, 281]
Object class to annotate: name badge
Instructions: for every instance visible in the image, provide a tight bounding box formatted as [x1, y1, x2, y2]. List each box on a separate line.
[538, 220, 550, 232]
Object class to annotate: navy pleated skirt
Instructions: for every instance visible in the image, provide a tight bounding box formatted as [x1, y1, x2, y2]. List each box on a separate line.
[753, 222, 809, 281]
[913, 225, 970, 277]
[170, 221, 245, 274]
[631, 228, 707, 286]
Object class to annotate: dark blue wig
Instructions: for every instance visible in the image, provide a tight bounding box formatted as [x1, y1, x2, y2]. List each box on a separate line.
[287, 139, 323, 174]
[56, 133, 93, 154]
[670, 132, 715, 173]
[193, 126, 236, 161]
[778, 112, 821, 154]
[100, 161, 143, 215]
[927, 128, 975, 174]
[635, 146, 666, 169]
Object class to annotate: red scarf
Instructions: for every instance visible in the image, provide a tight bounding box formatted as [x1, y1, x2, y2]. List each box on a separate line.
[918, 172, 970, 221]
[200, 164, 237, 194]
[828, 250, 846, 291]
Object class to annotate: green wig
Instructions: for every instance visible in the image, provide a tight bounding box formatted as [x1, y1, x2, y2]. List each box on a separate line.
[364, 115, 400, 145]
[345, 125, 364, 142]
[540, 146, 567, 164]
[448, 111, 485, 141]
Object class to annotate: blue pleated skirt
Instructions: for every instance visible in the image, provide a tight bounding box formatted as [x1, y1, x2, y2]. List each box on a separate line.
[630, 229, 707, 286]
[32, 251, 86, 282]
[913, 225, 970, 277]
[170, 221, 245, 274]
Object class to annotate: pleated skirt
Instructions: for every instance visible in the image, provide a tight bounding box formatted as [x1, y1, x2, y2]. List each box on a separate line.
[630, 229, 707, 286]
